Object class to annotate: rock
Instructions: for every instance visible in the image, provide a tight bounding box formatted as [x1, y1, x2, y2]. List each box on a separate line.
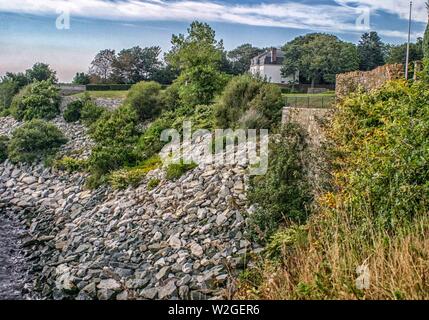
[158, 281, 177, 299]
[216, 213, 228, 226]
[169, 234, 182, 249]
[22, 176, 37, 185]
[141, 287, 158, 300]
[190, 243, 204, 257]
[97, 279, 121, 291]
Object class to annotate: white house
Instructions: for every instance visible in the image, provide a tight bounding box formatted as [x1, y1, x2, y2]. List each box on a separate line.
[249, 48, 299, 84]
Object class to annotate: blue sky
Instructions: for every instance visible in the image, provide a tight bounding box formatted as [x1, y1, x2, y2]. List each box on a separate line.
[0, 0, 427, 82]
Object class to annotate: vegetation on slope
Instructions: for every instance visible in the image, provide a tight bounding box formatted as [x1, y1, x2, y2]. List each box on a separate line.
[238, 80, 429, 300]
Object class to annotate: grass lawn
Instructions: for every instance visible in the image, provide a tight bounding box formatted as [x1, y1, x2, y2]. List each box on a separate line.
[283, 92, 336, 108]
[72, 90, 129, 99]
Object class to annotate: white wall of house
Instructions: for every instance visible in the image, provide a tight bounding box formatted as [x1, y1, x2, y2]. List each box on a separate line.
[250, 65, 298, 84]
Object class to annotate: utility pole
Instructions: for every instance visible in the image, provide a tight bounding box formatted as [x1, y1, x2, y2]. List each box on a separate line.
[405, 1, 413, 80]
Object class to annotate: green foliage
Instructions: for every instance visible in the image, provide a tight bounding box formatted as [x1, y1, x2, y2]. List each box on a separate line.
[166, 161, 198, 181]
[166, 21, 228, 107]
[424, 3, 429, 60]
[137, 104, 215, 160]
[228, 44, 264, 75]
[357, 32, 386, 71]
[80, 100, 105, 126]
[147, 178, 161, 191]
[109, 156, 162, 189]
[86, 84, 132, 91]
[63, 100, 84, 123]
[53, 156, 88, 173]
[7, 119, 67, 163]
[125, 81, 164, 121]
[333, 80, 429, 230]
[247, 124, 312, 243]
[281, 33, 359, 85]
[265, 226, 308, 260]
[73, 72, 91, 85]
[0, 135, 9, 163]
[10, 81, 60, 121]
[387, 38, 423, 64]
[215, 75, 283, 129]
[0, 80, 19, 113]
[25, 63, 57, 83]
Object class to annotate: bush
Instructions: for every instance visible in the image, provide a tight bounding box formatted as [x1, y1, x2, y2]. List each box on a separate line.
[8, 119, 67, 163]
[125, 81, 164, 121]
[109, 156, 161, 189]
[147, 178, 161, 191]
[215, 75, 283, 130]
[80, 100, 105, 126]
[10, 81, 60, 121]
[247, 124, 312, 242]
[63, 100, 84, 123]
[0, 80, 19, 114]
[166, 161, 198, 181]
[53, 156, 87, 173]
[0, 135, 9, 163]
[86, 84, 132, 91]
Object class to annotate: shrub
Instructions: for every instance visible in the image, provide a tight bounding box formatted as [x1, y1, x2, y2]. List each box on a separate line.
[86, 84, 132, 91]
[166, 161, 198, 181]
[147, 178, 161, 191]
[161, 82, 181, 111]
[215, 75, 283, 130]
[0, 135, 9, 162]
[53, 156, 87, 173]
[125, 81, 164, 121]
[109, 156, 161, 189]
[10, 81, 60, 121]
[80, 100, 105, 126]
[63, 100, 84, 123]
[0, 80, 19, 114]
[247, 124, 312, 243]
[7, 119, 67, 163]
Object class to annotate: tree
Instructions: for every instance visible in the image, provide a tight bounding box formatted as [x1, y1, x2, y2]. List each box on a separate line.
[152, 64, 179, 85]
[387, 38, 423, 64]
[424, 2, 429, 59]
[112, 46, 162, 84]
[26, 63, 58, 83]
[89, 49, 116, 83]
[357, 32, 386, 71]
[72, 72, 91, 85]
[166, 21, 228, 106]
[282, 33, 359, 87]
[228, 44, 264, 75]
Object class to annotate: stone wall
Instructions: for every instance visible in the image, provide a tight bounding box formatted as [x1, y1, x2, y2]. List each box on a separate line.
[282, 107, 332, 147]
[336, 64, 404, 99]
[60, 96, 124, 112]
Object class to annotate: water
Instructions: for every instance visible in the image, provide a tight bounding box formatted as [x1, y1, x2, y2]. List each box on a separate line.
[0, 210, 28, 300]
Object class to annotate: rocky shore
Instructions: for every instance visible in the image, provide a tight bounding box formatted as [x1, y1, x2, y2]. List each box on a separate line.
[0, 115, 260, 300]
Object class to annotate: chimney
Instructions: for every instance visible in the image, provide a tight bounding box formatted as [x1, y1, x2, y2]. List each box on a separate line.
[271, 48, 277, 63]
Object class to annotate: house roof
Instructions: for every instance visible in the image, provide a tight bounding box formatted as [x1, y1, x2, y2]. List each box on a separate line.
[251, 49, 284, 66]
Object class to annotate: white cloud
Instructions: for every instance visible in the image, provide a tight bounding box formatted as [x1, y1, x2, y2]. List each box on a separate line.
[0, 0, 425, 39]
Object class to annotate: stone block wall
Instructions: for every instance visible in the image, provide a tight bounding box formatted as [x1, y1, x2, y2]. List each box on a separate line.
[336, 64, 404, 99]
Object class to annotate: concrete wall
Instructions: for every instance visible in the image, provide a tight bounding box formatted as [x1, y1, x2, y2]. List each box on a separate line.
[336, 64, 404, 99]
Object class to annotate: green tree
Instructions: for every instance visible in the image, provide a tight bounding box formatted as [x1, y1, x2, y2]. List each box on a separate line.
[282, 33, 359, 87]
[112, 46, 162, 83]
[73, 72, 91, 85]
[387, 38, 423, 64]
[166, 21, 228, 106]
[89, 49, 116, 83]
[228, 44, 264, 75]
[357, 32, 386, 71]
[25, 63, 58, 83]
[424, 2, 429, 60]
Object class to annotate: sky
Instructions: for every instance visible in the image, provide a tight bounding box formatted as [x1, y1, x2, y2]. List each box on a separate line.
[0, 0, 428, 82]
